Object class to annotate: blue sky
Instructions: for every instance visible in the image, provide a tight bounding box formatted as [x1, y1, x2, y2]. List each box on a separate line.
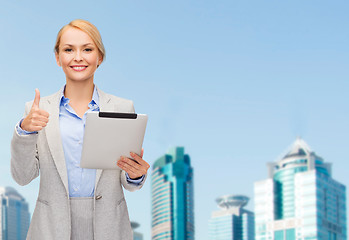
[0, 1, 348, 239]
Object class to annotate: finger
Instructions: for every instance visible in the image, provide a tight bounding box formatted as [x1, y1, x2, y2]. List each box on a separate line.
[120, 157, 141, 169]
[117, 160, 140, 177]
[117, 162, 138, 175]
[30, 122, 47, 130]
[141, 148, 144, 158]
[33, 88, 40, 108]
[32, 111, 49, 121]
[32, 115, 49, 124]
[36, 109, 50, 118]
[31, 119, 48, 127]
[119, 157, 147, 173]
[130, 152, 150, 169]
[30, 125, 44, 132]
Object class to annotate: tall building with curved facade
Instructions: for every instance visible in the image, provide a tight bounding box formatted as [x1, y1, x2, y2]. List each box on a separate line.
[151, 147, 194, 240]
[0, 186, 30, 240]
[254, 138, 347, 240]
[209, 195, 255, 240]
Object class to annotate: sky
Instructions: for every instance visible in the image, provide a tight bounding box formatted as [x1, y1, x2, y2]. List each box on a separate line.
[0, 1, 348, 239]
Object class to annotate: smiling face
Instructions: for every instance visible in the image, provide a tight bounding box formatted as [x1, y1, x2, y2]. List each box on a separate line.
[55, 27, 102, 84]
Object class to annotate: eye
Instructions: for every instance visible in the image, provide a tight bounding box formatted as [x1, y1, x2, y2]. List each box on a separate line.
[84, 48, 93, 52]
[64, 48, 73, 52]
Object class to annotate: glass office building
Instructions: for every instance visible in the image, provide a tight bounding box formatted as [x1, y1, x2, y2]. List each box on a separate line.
[254, 138, 347, 240]
[151, 147, 194, 240]
[0, 186, 30, 240]
[209, 195, 255, 240]
[131, 221, 143, 240]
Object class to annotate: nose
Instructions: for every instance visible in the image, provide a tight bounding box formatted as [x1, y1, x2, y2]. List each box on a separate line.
[74, 50, 83, 61]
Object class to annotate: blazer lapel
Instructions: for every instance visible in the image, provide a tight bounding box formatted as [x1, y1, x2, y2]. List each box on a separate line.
[95, 87, 113, 188]
[44, 87, 115, 194]
[44, 88, 70, 196]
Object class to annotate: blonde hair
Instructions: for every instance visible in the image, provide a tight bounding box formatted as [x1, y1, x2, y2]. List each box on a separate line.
[54, 19, 105, 62]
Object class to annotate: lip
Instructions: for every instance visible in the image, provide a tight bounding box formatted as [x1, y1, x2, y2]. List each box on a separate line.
[70, 65, 88, 72]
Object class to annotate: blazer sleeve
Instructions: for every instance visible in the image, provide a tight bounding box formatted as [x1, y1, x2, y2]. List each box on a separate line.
[121, 171, 147, 192]
[118, 100, 148, 191]
[11, 101, 40, 186]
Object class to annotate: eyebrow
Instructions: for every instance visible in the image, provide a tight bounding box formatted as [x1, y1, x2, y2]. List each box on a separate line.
[62, 43, 94, 47]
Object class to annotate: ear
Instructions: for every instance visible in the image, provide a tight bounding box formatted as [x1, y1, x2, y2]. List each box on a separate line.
[55, 51, 61, 67]
[98, 53, 103, 66]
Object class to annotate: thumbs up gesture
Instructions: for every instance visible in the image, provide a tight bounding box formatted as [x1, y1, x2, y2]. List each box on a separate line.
[21, 89, 50, 132]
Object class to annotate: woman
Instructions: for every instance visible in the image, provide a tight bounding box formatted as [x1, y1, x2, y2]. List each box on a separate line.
[11, 19, 149, 240]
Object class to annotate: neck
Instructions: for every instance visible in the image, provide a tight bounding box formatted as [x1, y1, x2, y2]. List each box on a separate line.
[64, 80, 95, 102]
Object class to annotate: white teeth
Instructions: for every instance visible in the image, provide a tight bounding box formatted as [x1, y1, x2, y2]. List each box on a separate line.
[72, 66, 86, 70]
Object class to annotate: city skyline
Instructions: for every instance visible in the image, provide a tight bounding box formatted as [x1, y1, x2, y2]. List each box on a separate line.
[1, 140, 347, 239]
[1, 1, 348, 239]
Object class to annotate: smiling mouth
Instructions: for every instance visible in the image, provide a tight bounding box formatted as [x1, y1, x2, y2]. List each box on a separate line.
[71, 66, 87, 71]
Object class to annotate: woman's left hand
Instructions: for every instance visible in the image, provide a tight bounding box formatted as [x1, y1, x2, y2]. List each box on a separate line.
[117, 149, 150, 179]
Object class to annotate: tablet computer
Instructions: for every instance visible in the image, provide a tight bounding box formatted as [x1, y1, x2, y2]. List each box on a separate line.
[80, 112, 148, 169]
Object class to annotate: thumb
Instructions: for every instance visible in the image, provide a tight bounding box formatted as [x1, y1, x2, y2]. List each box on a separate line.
[33, 88, 40, 108]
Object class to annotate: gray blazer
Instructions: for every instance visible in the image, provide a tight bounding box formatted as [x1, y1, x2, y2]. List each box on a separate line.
[11, 87, 146, 240]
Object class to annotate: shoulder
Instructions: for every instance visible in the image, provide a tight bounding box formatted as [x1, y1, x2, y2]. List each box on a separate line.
[97, 88, 135, 113]
[105, 92, 133, 105]
[25, 89, 62, 109]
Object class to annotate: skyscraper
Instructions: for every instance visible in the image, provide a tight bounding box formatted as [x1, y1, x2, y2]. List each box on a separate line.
[254, 138, 347, 240]
[131, 221, 143, 240]
[0, 186, 30, 240]
[151, 147, 194, 240]
[209, 195, 255, 240]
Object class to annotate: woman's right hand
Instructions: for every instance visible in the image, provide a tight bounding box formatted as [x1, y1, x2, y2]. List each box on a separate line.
[21, 89, 50, 132]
